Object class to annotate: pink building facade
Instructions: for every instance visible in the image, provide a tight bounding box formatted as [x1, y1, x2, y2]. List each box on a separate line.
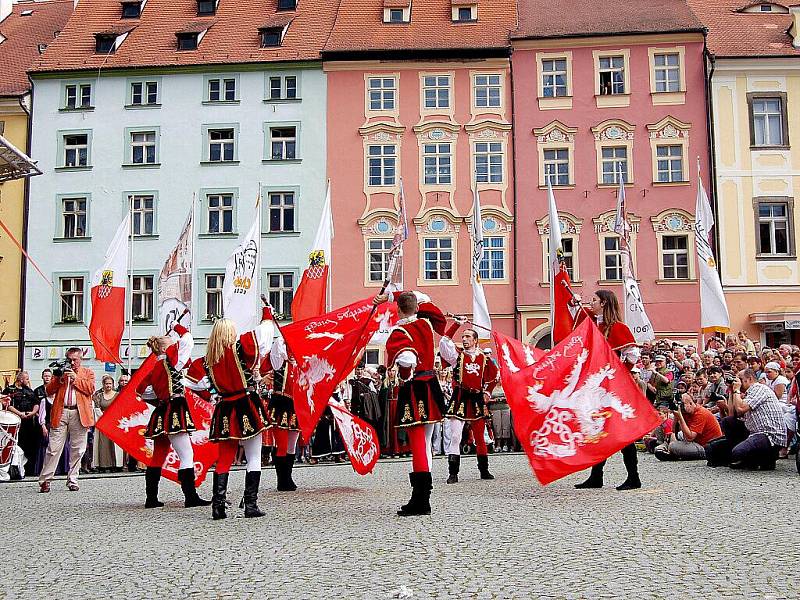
[325, 59, 517, 346]
[511, 31, 711, 346]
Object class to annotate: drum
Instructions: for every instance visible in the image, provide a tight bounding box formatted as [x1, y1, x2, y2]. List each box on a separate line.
[0, 410, 21, 466]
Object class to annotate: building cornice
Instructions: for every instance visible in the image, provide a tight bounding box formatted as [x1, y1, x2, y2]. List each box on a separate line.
[710, 56, 800, 72]
[30, 60, 323, 80]
[511, 32, 704, 50]
[323, 57, 509, 72]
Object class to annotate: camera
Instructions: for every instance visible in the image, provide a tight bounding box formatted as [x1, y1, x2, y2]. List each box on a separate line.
[49, 358, 72, 377]
[724, 373, 735, 385]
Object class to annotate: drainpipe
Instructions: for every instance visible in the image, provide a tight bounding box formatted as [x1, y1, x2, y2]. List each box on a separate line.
[17, 81, 33, 370]
[509, 48, 520, 340]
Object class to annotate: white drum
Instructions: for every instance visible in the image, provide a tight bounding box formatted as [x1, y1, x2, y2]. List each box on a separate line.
[0, 410, 21, 466]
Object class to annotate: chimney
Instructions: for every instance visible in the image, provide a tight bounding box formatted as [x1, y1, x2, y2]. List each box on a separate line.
[791, 5, 800, 48]
[0, 0, 13, 24]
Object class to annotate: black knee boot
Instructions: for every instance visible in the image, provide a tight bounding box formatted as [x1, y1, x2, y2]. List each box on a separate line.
[144, 467, 164, 508]
[243, 471, 265, 518]
[397, 472, 432, 516]
[212, 472, 229, 520]
[285, 455, 297, 491]
[477, 454, 494, 480]
[446, 454, 460, 484]
[616, 444, 641, 490]
[178, 468, 211, 508]
[574, 461, 604, 489]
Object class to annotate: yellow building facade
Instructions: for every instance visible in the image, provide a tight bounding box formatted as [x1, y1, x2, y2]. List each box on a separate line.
[0, 99, 28, 377]
[711, 57, 800, 347]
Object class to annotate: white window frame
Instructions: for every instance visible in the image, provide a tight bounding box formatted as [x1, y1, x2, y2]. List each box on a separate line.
[600, 148, 628, 185]
[474, 141, 503, 184]
[543, 148, 570, 186]
[479, 236, 506, 281]
[267, 191, 296, 233]
[661, 234, 690, 280]
[423, 143, 452, 185]
[473, 73, 502, 109]
[61, 196, 88, 239]
[204, 273, 225, 321]
[367, 144, 397, 187]
[422, 75, 451, 109]
[131, 274, 155, 322]
[367, 76, 397, 112]
[367, 238, 393, 283]
[129, 130, 157, 165]
[130, 194, 156, 237]
[207, 193, 235, 235]
[422, 236, 454, 281]
[59, 276, 85, 323]
[266, 272, 294, 317]
[655, 144, 684, 183]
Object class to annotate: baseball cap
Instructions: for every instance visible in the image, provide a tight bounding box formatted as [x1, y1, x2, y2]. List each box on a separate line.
[654, 354, 666, 361]
[765, 361, 781, 371]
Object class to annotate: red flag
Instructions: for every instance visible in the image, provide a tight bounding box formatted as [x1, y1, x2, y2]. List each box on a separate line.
[492, 330, 545, 380]
[495, 318, 659, 485]
[328, 399, 380, 475]
[281, 297, 398, 440]
[291, 183, 331, 321]
[552, 268, 576, 345]
[89, 213, 130, 362]
[95, 355, 219, 486]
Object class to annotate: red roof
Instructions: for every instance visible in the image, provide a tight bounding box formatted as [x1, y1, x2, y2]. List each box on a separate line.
[323, 0, 516, 54]
[31, 0, 340, 73]
[687, 0, 800, 57]
[0, 0, 73, 96]
[513, 0, 704, 40]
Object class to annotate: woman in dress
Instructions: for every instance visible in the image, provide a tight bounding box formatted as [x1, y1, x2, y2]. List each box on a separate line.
[92, 375, 119, 472]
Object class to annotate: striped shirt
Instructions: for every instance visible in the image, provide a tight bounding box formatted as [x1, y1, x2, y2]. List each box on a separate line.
[742, 382, 787, 447]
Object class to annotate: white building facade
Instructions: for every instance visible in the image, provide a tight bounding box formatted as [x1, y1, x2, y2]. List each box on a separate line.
[25, 63, 327, 379]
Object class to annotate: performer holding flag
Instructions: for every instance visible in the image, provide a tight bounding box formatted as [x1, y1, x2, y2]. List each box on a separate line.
[569, 289, 643, 491]
[264, 337, 301, 492]
[136, 314, 210, 509]
[439, 320, 499, 484]
[184, 302, 275, 520]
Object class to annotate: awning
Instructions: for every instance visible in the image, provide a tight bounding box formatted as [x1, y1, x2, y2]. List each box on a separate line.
[0, 134, 42, 183]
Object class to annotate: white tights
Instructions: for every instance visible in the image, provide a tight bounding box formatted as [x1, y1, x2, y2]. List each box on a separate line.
[243, 435, 263, 472]
[446, 418, 464, 456]
[168, 433, 194, 469]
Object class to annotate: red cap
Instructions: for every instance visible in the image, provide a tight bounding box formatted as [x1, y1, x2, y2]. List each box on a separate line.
[261, 306, 274, 321]
[173, 323, 189, 336]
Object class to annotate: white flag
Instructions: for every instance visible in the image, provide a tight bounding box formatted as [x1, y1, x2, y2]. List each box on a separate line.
[547, 176, 562, 330]
[471, 188, 492, 338]
[615, 165, 654, 343]
[157, 207, 193, 332]
[695, 163, 730, 333]
[223, 199, 261, 333]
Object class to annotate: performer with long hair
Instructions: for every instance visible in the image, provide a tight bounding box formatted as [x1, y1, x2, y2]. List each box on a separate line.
[379, 290, 449, 516]
[439, 322, 499, 484]
[184, 306, 274, 519]
[136, 323, 210, 509]
[571, 289, 642, 491]
[264, 337, 300, 492]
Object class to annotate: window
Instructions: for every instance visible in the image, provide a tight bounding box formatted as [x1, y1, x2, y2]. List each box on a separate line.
[207, 193, 234, 234]
[653, 53, 680, 93]
[207, 77, 236, 102]
[197, 0, 215, 15]
[388, 8, 405, 22]
[756, 200, 793, 256]
[602, 236, 623, 281]
[260, 28, 283, 48]
[59, 277, 84, 322]
[63, 134, 89, 167]
[656, 145, 683, 183]
[423, 75, 450, 109]
[268, 75, 297, 100]
[599, 56, 625, 95]
[601, 147, 627, 184]
[423, 143, 452, 185]
[479, 237, 505, 280]
[368, 77, 396, 111]
[130, 131, 157, 164]
[131, 275, 154, 322]
[368, 238, 393, 282]
[208, 128, 235, 162]
[541, 59, 568, 98]
[270, 127, 296, 160]
[177, 33, 198, 50]
[661, 235, 689, 279]
[278, 0, 296, 9]
[95, 34, 116, 53]
[130, 81, 158, 106]
[423, 237, 453, 280]
[268, 192, 295, 232]
[364, 349, 380, 366]
[474, 74, 501, 108]
[121, 1, 141, 18]
[561, 238, 575, 281]
[475, 142, 503, 183]
[368, 145, 396, 186]
[456, 6, 475, 21]
[749, 95, 788, 147]
[61, 197, 87, 239]
[205, 274, 224, 320]
[130, 194, 155, 236]
[64, 83, 92, 109]
[543, 148, 569, 186]
[267, 273, 294, 317]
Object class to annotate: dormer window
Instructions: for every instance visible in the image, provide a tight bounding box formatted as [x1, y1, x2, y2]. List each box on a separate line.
[740, 2, 789, 13]
[121, 0, 143, 18]
[383, 0, 410, 23]
[277, 0, 296, 10]
[95, 34, 117, 53]
[197, 0, 217, 16]
[260, 27, 282, 47]
[451, 1, 476, 22]
[177, 32, 199, 50]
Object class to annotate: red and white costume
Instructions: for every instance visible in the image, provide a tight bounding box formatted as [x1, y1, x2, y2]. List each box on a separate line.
[262, 338, 300, 491]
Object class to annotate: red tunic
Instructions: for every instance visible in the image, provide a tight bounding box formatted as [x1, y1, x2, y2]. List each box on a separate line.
[574, 310, 636, 353]
[185, 330, 261, 401]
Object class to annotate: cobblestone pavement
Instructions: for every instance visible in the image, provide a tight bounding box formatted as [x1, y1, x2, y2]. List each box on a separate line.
[2, 453, 798, 600]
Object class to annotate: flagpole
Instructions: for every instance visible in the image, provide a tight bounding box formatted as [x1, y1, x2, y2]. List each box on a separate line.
[189, 192, 196, 330]
[256, 183, 262, 324]
[326, 179, 332, 313]
[126, 195, 134, 372]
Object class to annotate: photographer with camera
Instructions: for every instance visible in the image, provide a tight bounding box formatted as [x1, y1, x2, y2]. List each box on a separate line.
[38, 348, 96, 493]
[654, 393, 722, 461]
[702, 366, 728, 415]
